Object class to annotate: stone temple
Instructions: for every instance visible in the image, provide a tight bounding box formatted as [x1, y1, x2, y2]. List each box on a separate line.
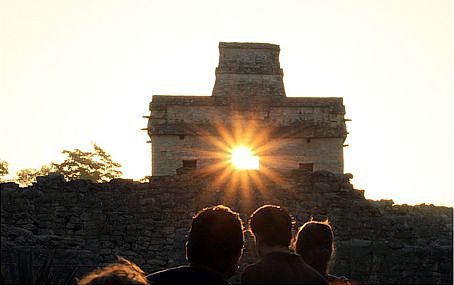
[147, 42, 348, 176]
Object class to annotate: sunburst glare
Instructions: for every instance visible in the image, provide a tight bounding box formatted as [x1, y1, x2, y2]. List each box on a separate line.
[231, 146, 260, 170]
[180, 114, 291, 199]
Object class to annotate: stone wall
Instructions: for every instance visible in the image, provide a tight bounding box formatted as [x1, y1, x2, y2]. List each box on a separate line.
[213, 42, 285, 98]
[1, 171, 452, 284]
[150, 99, 345, 133]
[148, 95, 347, 176]
[151, 135, 343, 176]
[151, 135, 222, 176]
[269, 137, 344, 172]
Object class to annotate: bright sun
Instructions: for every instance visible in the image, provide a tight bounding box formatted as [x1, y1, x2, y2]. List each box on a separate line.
[231, 146, 260, 170]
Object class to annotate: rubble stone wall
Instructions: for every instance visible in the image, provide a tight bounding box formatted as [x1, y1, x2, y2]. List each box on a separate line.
[1, 171, 452, 284]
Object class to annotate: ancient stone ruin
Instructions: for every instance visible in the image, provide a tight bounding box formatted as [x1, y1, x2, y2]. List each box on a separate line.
[1, 42, 452, 284]
[148, 42, 347, 176]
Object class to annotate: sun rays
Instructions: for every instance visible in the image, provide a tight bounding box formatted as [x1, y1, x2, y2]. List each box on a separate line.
[177, 114, 295, 204]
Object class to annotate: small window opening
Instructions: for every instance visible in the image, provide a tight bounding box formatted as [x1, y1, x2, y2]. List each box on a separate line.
[306, 138, 311, 143]
[299, 163, 314, 172]
[179, 135, 185, 140]
[182, 160, 197, 168]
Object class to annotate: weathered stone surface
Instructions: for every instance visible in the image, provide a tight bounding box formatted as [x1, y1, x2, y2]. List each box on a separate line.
[313, 182, 332, 192]
[1, 171, 452, 284]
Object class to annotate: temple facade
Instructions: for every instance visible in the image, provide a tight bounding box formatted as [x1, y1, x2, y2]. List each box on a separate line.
[147, 42, 347, 176]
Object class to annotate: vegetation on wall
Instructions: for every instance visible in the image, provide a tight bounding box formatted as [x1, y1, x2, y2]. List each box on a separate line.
[5, 143, 122, 187]
[0, 160, 8, 182]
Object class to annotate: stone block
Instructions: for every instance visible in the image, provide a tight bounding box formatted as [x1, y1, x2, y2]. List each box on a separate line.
[313, 182, 332, 192]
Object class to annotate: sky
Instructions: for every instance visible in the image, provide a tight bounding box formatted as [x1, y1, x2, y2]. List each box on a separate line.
[1, 0, 453, 206]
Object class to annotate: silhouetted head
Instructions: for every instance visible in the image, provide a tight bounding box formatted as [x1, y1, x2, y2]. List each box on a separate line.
[78, 257, 149, 285]
[249, 205, 294, 253]
[186, 205, 244, 279]
[295, 220, 334, 276]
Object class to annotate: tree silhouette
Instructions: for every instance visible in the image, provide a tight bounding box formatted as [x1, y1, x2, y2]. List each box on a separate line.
[0, 160, 8, 182]
[52, 143, 122, 183]
[14, 143, 123, 186]
[15, 165, 52, 186]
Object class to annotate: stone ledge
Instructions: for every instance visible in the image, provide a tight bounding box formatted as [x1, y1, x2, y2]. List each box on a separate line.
[219, 42, 280, 50]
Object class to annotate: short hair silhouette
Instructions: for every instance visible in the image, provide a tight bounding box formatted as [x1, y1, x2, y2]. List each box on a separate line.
[249, 205, 294, 247]
[295, 220, 334, 276]
[78, 257, 149, 285]
[186, 205, 244, 273]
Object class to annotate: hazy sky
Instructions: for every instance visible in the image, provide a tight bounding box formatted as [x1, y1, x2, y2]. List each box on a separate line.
[1, 0, 453, 206]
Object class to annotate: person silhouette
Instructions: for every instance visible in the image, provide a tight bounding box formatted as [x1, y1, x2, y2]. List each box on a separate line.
[241, 205, 328, 284]
[295, 220, 351, 285]
[78, 257, 149, 285]
[147, 205, 244, 284]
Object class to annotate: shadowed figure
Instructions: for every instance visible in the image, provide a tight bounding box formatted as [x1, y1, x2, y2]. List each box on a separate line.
[147, 205, 244, 284]
[77, 256, 149, 285]
[295, 220, 352, 285]
[241, 205, 328, 284]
